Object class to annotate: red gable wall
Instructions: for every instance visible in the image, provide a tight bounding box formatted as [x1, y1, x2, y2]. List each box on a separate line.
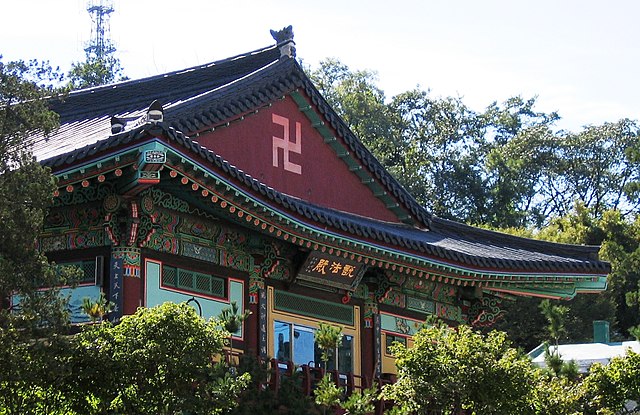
[194, 96, 400, 223]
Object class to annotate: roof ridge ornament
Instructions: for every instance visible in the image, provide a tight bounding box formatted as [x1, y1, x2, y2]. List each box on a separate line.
[146, 100, 164, 124]
[110, 116, 126, 134]
[270, 25, 296, 59]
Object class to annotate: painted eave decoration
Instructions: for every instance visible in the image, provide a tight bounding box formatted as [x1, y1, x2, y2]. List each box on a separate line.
[31, 27, 610, 300]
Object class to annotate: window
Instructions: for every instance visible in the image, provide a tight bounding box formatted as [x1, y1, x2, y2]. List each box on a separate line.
[162, 265, 225, 298]
[52, 260, 96, 286]
[385, 334, 407, 355]
[274, 320, 353, 372]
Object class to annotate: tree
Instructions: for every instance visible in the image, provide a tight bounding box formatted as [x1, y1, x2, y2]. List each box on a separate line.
[540, 299, 569, 350]
[0, 57, 70, 329]
[313, 323, 376, 415]
[538, 299, 581, 379]
[535, 207, 640, 339]
[582, 350, 640, 414]
[219, 301, 251, 363]
[68, 55, 127, 89]
[308, 59, 566, 227]
[66, 302, 249, 414]
[0, 57, 83, 414]
[381, 323, 535, 414]
[529, 371, 585, 415]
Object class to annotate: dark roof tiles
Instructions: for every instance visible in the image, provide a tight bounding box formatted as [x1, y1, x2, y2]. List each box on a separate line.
[35, 42, 610, 276]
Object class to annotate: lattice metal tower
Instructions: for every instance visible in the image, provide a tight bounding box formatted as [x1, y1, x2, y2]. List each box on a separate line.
[85, 0, 116, 59]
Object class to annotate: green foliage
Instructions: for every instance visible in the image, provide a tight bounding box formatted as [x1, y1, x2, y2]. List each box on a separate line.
[539, 207, 640, 339]
[382, 324, 535, 415]
[541, 343, 580, 380]
[529, 371, 585, 415]
[62, 302, 248, 414]
[0, 327, 77, 415]
[540, 299, 569, 348]
[0, 58, 74, 332]
[219, 301, 251, 364]
[68, 55, 127, 89]
[379, 323, 640, 414]
[582, 350, 640, 414]
[309, 58, 640, 229]
[314, 374, 377, 415]
[495, 205, 637, 347]
[219, 301, 251, 335]
[81, 292, 114, 323]
[314, 322, 343, 369]
[228, 354, 319, 415]
[314, 374, 342, 409]
[340, 386, 377, 415]
[0, 56, 82, 415]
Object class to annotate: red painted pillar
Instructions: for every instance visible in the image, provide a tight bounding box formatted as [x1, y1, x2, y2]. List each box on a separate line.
[110, 246, 142, 319]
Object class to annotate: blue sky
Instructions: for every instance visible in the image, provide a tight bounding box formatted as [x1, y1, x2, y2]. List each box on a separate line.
[2, 0, 639, 132]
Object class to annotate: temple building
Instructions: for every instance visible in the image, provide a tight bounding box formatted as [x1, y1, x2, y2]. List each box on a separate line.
[29, 27, 609, 379]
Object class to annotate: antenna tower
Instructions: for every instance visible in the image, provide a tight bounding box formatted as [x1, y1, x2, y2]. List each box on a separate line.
[85, 0, 116, 59]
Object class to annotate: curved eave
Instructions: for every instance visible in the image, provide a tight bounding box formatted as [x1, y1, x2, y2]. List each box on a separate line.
[44, 125, 610, 302]
[488, 277, 608, 300]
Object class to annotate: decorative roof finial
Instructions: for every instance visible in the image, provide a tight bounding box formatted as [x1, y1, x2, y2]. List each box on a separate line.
[110, 116, 126, 134]
[146, 100, 164, 124]
[270, 25, 296, 59]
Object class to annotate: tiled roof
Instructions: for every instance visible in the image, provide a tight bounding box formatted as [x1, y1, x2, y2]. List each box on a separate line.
[34, 44, 432, 227]
[33, 39, 610, 276]
[41, 121, 610, 275]
[31, 45, 280, 162]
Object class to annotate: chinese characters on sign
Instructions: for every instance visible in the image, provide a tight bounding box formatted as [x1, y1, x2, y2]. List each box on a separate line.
[259, 289, 267, 357]
[309, 258, 357, 278]
[109, 256, 124, 322]
[272, 114, 302, 174]
[297, 253, 365, 290]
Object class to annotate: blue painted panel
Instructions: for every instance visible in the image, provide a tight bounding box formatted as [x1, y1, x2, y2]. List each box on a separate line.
[13, 285, 102, 324]
[64, 285, 102, 323]
[145, 261, 245, 335]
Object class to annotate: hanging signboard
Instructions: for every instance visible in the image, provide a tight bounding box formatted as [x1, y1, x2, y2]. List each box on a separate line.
[296, 252, 366, 291]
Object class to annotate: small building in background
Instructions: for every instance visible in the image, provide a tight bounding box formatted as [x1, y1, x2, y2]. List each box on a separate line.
[529, 321, 640, 373]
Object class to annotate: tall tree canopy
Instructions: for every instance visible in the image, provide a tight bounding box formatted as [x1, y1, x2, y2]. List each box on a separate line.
[68, 55, 127, 89]
[309, 59, 640, 229]
[0, 57, 74, 331]
[0, 56, 83, 414]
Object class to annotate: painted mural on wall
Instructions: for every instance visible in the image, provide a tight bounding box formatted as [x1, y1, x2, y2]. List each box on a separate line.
[380, 312, 424, 336]
[52, 182, 115, 208]
[359, 270, 467, 324]
[468, 296, 506, 327]
[40, 202, 108, 252]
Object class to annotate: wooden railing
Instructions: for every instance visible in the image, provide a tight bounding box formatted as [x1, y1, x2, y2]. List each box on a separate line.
[218, 351, 447, 415]
[263, 358, 397, 415]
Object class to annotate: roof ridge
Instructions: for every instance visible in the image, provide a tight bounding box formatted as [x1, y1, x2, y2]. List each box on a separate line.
[63, 43, 279, 98]
[50, 45, 281, 122]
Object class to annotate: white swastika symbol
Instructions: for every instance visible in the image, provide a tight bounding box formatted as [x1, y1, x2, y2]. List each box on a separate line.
[272, 114, 302, 174]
